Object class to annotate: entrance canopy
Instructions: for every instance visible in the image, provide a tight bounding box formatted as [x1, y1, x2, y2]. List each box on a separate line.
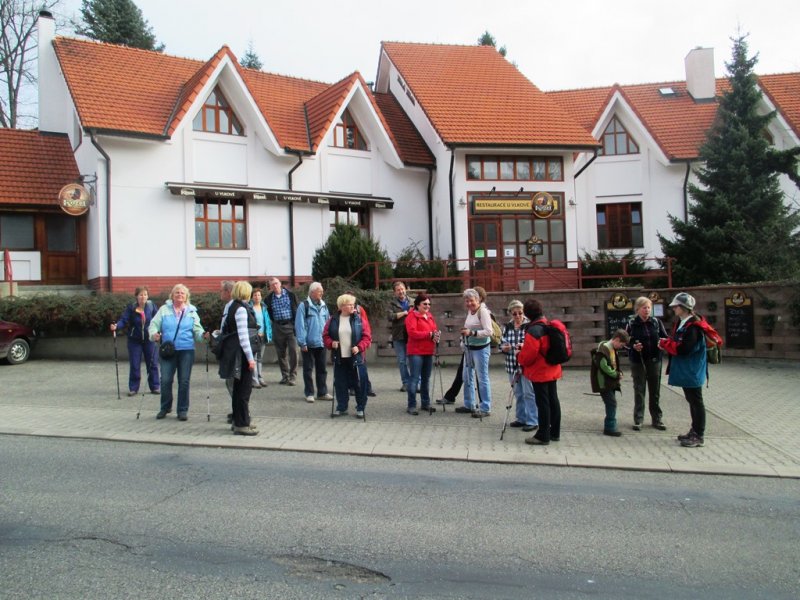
[166, 182, 393, 209]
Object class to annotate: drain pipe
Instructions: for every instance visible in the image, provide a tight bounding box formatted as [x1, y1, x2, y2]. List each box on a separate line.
[286, 150, 305, 287]
[682, 161, 692, 221]
[426, 166, 435, 259]
[89, 130, 112, 292]
[448, 149, 456, 260]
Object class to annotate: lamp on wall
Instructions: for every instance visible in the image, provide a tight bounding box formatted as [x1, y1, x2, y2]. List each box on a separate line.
[458, 197, 467, 207]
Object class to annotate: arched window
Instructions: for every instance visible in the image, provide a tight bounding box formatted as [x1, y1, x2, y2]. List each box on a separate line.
[332, 109, 367, 150]
[598, 116, 638, 156]
[192, 87, 244, 136]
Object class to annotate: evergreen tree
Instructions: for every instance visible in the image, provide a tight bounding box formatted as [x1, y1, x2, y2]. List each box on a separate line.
[74, 0, 164, 51]
[477, 30, 506, 57]
[312, 224, 392, 289]
[240, 40, 262, 70]
[660, 35, 800, 286]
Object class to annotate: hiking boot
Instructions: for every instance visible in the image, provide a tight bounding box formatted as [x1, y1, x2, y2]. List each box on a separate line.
[522, 424, 539, 432]
[471, 411, 490, 418]
[525, 436, 549, 446]
[421, 405, 437, 413]
[356, 410, 365, 419]
[677, 429, 695, 442]
[652, 421, 667, 431]
[603, 429, 622, 437]
[367, 391, 377, 397]
[407, 408, 419, 416]
[156, 410, 168, 419]
[332, 410, 348, 417]
[287, 379, 296, 386]
[454, 406, 475, 414]
[509, 421, 525, 428]
[233, 426, 258, 436]
[177, 413, 188, 421]
[279, 378, 289, 385]
[632, 422, 642, 431]
[305, 395, 315, 403]
[680, 432, 704, 447]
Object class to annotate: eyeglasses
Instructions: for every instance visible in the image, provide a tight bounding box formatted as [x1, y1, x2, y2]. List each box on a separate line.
[511, 311, 523, 316]
[420, 302, 431, 306]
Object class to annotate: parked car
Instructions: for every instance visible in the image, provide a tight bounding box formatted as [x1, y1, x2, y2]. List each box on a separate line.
[0, 318, 36, 364]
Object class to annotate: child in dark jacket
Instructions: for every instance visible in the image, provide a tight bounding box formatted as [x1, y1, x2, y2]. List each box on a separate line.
[593, 329, 630, 437]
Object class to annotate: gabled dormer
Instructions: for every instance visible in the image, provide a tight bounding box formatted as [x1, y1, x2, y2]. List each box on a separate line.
[192, 86, 244, 136]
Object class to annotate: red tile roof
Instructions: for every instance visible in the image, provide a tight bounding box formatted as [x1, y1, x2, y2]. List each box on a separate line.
[52, 37, 431, 164]
[373, 93, 435, 167]
[548, 74, 800, 161]
[381, 42, 598, 149]
[0, 130, 80, 206]
[759, 72, 800, 139]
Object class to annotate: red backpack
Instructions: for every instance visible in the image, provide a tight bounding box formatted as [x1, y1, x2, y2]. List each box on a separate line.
[530, 319, 572, 365]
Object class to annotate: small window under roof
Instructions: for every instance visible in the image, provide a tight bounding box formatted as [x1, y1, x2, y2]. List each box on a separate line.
[658, 87, 677, 97]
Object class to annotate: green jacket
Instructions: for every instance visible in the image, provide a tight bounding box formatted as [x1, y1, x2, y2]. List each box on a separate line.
[592, 341, 622, 393]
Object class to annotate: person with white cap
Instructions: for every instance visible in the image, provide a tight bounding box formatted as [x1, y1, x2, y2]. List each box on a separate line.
[658, 292, 707, 447]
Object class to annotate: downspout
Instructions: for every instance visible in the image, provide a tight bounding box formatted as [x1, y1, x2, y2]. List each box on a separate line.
[448, 149, 456, 260]
[426, 166, 434, 260]
[574, 148, 598, 179]
[682, 161, 692, 222]
[286, 150, 304, 287]
[89, 130, 112, 292]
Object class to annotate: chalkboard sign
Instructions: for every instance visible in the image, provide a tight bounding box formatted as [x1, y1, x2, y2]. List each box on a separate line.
[725, 291, 754, 349]
[606, 309, 632, 340]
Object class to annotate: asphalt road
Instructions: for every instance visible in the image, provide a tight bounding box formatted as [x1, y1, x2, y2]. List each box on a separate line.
[2, 436, 798, 599]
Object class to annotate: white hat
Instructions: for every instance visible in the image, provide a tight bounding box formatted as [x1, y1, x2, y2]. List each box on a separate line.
[669, 292, 696, 311]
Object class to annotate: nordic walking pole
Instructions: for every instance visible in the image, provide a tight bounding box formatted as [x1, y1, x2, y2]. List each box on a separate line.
[354, 355, 366, 422]
[112, 330, 121, 399]
[205, 343, 211, 422]
[500, 370, 519, 440]
[330, 347, 338, 418]
[136, 389, 145, 420]
[433, 340, 445, 413]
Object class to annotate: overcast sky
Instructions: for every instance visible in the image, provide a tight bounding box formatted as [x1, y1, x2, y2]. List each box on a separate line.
[53, 0, 800, 90]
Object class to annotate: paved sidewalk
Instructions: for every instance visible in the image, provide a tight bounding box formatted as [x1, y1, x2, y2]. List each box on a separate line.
[1, 357, 798, 478]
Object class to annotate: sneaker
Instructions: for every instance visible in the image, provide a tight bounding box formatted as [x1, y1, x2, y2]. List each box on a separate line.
[522, 424, 538, 432]
[680, 433, 704, 447]
[151, 389, 160, 395]
[421, 405, 437, 413]
[305, 395, 315, 403]
[509, 421, 525, 428]
[287, 379, 296, 386]
[356, 410, 365, 419]
[127, 391, 137, 397]
[233, 425, 258, 436]
[279, 378, 289, 385]
[400, 384, 407, 392]
[603, 429, 622, 437]
[332, 410, 348, 417]
[471, 411, 490, 418]
[632, 423, 642, 431]
[652, 421, 667, 431]
[317, 394, 333, 401]
[677, 430, 695, 442]
[436, 397, 456, 405]
[258, 379, 267, 387]
[525, 436, 549, 446]
[407, 408, 419, 415]
[367, 391, 377, 397]
[454, 406, 475, 414]
[156, 410, 168, 419]
[177, 413, 188, 421]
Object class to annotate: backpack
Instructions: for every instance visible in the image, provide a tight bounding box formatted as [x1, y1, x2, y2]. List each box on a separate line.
[531, 319, 572, 365]
[689, 317, 723, 365]
[489, 312, 503, 347]
[589, 347, 602, 393]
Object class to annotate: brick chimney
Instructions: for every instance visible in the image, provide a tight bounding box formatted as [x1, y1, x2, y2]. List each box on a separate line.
[685, 47, 715, 101]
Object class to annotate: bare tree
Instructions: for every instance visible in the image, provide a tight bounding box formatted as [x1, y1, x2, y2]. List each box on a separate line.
[1, 0, 61, 128]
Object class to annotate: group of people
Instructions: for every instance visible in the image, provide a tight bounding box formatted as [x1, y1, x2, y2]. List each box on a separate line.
[112, 280, 711, 448]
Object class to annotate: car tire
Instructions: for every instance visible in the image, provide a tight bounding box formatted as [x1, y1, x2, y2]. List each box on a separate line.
[7, 338, 30, 365]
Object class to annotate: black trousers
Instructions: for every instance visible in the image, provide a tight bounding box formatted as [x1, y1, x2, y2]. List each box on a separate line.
[444, 354, 465, 400]
[683, 386, 705, 437]
[532, 380, 561, 442]
[232, 361, 254, 428]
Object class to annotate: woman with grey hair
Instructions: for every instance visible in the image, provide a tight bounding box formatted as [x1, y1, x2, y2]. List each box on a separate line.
[500, 299, 537, 431]
[455, 288, 494, 417]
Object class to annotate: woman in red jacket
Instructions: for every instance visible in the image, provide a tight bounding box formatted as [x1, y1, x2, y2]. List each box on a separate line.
[517, 298, 562, 445]
[404, 293, 441, 415]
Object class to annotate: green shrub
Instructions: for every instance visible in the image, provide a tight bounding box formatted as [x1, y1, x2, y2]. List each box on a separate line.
[580, 249, 647, 288]
[393, 241, 462, 293]
[311, 223, 393, 289]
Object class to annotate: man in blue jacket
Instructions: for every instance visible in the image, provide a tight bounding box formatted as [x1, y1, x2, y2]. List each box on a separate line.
[295, 282, 331, 402]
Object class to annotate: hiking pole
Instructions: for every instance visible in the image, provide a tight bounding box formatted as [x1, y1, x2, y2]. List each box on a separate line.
[500, 370, 519, 440]
[330, 348, 338, 418]
[136, 389, 145, 420]
[354, 355, 366, 422]
[112, 330, 121, 399]
[433, 341, 446, 413]
[205, 343, 211, 422]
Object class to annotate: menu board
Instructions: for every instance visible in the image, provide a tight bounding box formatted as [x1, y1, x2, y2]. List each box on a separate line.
[725, 291, 754, 349]
[606, 310, 632, 340]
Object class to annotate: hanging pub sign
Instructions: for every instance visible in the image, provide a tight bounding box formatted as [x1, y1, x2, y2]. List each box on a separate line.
[526, 235, 544, 255]
[58, 183, 91, 216]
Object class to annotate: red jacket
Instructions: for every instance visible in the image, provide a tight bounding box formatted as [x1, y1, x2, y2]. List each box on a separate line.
[405, 308, 438, 356]
[517, 318, 562, 383]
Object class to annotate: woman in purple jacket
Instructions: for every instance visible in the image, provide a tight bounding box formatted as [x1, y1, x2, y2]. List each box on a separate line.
[110, 287, 159, 396]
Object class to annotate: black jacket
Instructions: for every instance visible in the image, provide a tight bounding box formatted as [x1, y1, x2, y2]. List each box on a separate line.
[625, 315, 667, 363]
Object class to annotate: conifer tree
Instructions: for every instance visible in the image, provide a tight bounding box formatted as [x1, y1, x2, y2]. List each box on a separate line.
[74, 0, 163, 51]
[240, 40, 262, 70]
[660, 35, 800, 285]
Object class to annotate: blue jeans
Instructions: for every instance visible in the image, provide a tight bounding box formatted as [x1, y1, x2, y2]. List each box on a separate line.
[159, 349, 195, 415]
[510, 372, 537, 426]
[302, 346, 328, 397]
[463, 345, 492, 413]
[600, 390, 618, 432]
[127, 338, 160, 393]
[392, 340, 410, 387]
[407, 354, 433, 409]
[333, 356, 367, 412]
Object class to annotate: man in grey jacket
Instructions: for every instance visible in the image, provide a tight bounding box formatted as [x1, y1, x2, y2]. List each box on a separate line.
[296, 282, 332, 402]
